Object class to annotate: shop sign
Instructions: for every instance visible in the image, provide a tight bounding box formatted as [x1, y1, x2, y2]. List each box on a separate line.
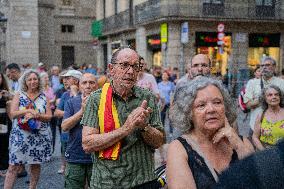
[249, 33, 280, 47]
[147, 34, 161, 50]
[196, 32, 231, 47]
[160, 23, 168, 43]
[181, 22, 189, 44]
[236, 33, 246, 43]
[91, 20, 102, 37]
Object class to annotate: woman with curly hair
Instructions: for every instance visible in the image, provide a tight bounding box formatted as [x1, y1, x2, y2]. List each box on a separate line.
[4, 69, 52, 189]
[166, 77, 254, 189]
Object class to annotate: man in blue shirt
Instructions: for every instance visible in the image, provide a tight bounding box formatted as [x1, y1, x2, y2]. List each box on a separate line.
[61, 73, 98, 188]
[54, 69, 82, 174]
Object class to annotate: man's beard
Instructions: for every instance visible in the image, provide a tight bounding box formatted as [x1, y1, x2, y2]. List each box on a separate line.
[262, 70, 274, 78]
[192, 72, 210, 78]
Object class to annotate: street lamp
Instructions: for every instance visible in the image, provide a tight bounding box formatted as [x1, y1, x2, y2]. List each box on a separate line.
[0, 13, 7, 33]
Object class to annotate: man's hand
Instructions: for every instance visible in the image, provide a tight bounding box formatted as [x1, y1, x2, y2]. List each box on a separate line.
[124, 100, 152, 131]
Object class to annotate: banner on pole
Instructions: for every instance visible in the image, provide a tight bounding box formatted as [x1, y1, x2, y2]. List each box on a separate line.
[161, 23, 168, 43]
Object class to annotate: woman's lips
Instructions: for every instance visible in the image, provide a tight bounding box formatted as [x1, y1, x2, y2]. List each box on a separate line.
[206, 117, 219, 123]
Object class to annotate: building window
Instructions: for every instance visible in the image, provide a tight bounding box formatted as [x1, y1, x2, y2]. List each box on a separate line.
[255, 0, 274, 6]
[62, 0, 72, 6]
[203, 0, 224, 16]
[203, 0, 224, 4]
[255, 0, 275, 17]
[61, 25, 74, 33]
[114, 0, 118, 15]
[62, 46, 75, 69]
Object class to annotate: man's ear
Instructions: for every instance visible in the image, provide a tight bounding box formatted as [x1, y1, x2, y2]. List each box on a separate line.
[108, 63, 114, 76]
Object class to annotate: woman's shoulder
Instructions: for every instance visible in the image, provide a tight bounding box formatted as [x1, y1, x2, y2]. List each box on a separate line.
[168, 137, 191, 155]
[280, 108, 284, 117]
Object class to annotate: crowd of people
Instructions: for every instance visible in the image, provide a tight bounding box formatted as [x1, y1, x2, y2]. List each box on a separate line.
[0, 47, 283, 189]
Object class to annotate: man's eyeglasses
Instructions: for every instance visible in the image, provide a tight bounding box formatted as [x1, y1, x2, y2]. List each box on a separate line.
[114, 62, 142, 72]
[260, 64, 273, 68]
[191, 63, 209, 68]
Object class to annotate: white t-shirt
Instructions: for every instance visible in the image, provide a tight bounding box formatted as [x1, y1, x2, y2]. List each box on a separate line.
[136, 72, 159, 95]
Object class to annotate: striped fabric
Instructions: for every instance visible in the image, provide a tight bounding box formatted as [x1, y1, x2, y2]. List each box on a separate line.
[98, 83, 121, 160]
[81, 84, 164, 189]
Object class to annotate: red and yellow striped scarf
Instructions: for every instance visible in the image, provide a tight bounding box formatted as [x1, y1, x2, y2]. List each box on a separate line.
[98, 83, 121, 160]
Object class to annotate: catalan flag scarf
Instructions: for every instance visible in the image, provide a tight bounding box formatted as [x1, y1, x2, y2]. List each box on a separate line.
[98, 83, 121, 160]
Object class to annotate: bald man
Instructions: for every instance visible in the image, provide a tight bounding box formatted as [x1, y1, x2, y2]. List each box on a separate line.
[176, 54, 211, 88]
[81, 47, 164, 189]
[61, 73, 98, 188]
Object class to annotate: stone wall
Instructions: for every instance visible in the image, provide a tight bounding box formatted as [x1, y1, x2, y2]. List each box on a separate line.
[54, 0, 96, 68]
[38, 0, 56, 68]
[7, 0, 39, 67]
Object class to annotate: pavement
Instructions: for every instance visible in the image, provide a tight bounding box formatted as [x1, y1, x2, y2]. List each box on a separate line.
[0, 127, 166, 189]
[0, 128, 64, 189]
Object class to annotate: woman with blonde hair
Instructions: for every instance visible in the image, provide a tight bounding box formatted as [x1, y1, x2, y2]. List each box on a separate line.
[4, 69, 52, 189]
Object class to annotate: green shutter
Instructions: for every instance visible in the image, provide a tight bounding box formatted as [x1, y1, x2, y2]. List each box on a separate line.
[91, 20, 102, 37]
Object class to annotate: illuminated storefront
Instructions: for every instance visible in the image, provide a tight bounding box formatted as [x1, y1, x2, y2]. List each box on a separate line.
[247, 33, 280, 71]
[195, 32, 231, 75]
[147, 34, 162, 67]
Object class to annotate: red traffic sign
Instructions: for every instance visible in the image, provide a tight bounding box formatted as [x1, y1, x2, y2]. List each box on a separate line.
[217, 23, 225, 32]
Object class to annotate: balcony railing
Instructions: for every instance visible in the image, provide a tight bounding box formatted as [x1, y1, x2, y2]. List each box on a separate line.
[102, 10, 133, 34]
[202, 3, 225, 17]
[134, 0, 283, 25]
[255, 5, 275, 17]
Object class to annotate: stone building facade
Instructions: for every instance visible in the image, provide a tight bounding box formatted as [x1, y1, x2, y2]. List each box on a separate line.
[0, 0, 96, 69]
[53, 0, 96, 69]
[94, 0, 284, 94]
